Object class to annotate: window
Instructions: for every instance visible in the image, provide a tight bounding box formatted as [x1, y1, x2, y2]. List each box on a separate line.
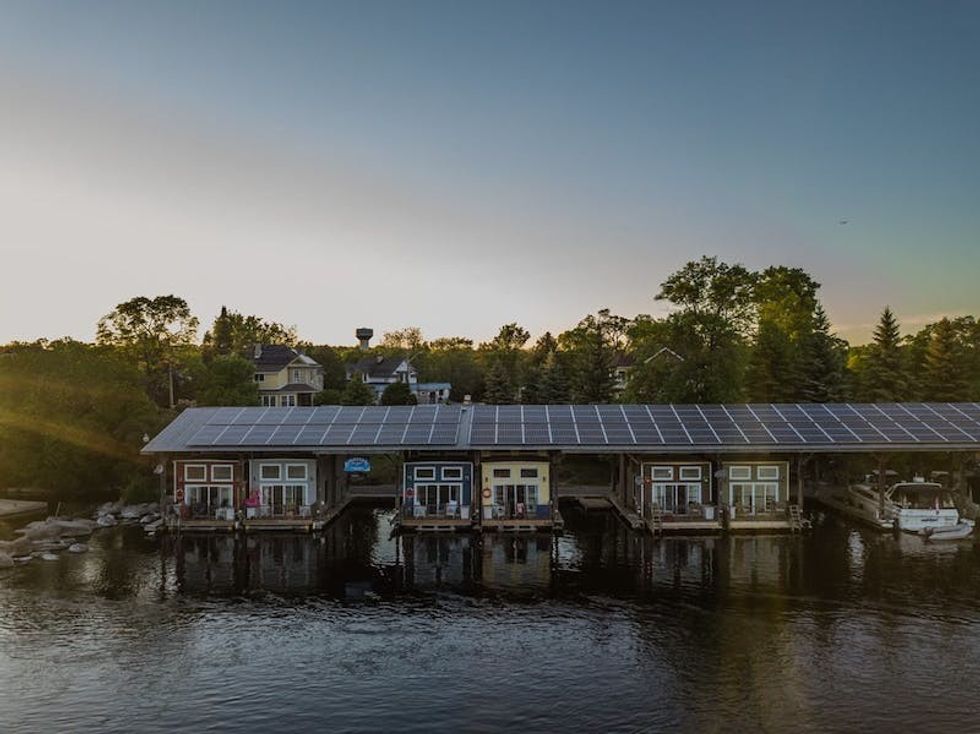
[729, 465, 752, 480]
[757, 465, 780, 480]
[651, 466, 673, 480]
[291, 368, 302, 382]
[281, 394, 296, 407]
[286, 464, 307, 480]
[493, 468, 511, 478]
[414, 467, 436, 480]
[260, 464, 281, 480]
[184, 464, 207, 481]
[679, 466, 702, 481]
[520, 468, 538, 478]
[254, 373, 265, 382]
[441, 466, 463, 480]
[260, 395, 276, 407]
[211, 464, 233, 481]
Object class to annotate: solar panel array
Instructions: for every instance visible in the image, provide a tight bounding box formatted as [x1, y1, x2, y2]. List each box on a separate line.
[186, 405, 461, 448]
[468, 403, 980, 448]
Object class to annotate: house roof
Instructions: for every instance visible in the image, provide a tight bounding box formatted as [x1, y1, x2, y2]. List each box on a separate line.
[143, 403, 980, 456]
[249, 345, 320, 372]
[348, 355, 411, 378]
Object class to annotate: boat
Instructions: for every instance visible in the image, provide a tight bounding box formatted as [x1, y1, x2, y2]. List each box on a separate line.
[921, 520, 974, 542]
[845, 475, 962, 534]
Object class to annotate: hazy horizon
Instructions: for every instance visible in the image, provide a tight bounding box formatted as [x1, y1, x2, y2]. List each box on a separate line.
[2, 1, 978, 346]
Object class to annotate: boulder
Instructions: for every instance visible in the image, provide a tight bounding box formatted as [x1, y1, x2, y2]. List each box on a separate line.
[40, 553, 59, 562]
[97, 514, 118, 527]
[67, 543, 88, 554]
[139, 513, 160, 525]
[50, 519, 96, 537]
[0, 552, 13, 568]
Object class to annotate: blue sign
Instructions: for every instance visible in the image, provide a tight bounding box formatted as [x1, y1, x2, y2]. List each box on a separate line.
[344, 457, 371, 473]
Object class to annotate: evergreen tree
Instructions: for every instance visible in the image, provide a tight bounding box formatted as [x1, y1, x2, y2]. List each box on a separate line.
[745, 318, 798, 402]
[570, 319, 616, 403]
[923, 318, 968, 400]
[209, 306, 234, 357]
[799, 305, 846, 402]
[483, 360, 515, 404]
[340, 374, 377, 405]
[862, 307, 909, 401]
[538, 353, 571, 403]
[380, 381, 418, 405]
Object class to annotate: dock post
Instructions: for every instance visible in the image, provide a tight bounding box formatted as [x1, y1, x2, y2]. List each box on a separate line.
[877, 455, 887, 517]
[796, 455, 805, 508]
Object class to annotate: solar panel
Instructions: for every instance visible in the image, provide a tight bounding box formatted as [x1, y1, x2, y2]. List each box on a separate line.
[173, 402, 980, 453]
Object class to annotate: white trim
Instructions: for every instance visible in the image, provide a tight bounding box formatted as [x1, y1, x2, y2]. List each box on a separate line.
[441, 467, 463, 480]
[729, 465, 752, 480]
[757, 465, 780, 480]
[184, 464, 207, 482]
[650, 465, 674, 480]
[285, 463, 308, 480]
[259, 464, 282, 480]
[210, 464, 234, 482]
[679, 465, 702, 481]
[414, 467, 436, 480]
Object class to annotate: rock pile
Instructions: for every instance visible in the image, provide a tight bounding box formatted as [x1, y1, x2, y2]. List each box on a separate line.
[0, 502, 160, 570]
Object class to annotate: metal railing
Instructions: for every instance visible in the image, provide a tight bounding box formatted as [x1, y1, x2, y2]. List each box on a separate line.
[403, 503, 471, 520]
[245, 504, 313, 520]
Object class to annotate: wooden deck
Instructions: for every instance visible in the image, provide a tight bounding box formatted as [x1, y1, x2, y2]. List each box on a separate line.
[397, 517, 475, 533]
[482, 517, 555, 532]
[168, 518, 238, 533]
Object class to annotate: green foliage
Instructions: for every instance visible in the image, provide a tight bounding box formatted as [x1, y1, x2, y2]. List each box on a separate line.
[313, 388, 344, 405]
[799, 306, 848, 402]
[859, 307, 910, 401]
[922, 318, 969, 401]
[190, 355, 260, 406]
[483, 361, 516, 404]
[201, 306, 297, 356]
[0, 340, 162, 496]
[96, 295, 199, 406]
[340, 375, 377, 405]
[380, 381, 418, 405]
[559, 310, 624, 403]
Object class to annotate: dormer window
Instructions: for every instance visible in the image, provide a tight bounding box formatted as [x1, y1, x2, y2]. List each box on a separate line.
[254, 373, 265, 382]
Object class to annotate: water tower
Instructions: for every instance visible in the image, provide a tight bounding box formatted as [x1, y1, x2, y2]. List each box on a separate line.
[356, 328, 374, 351]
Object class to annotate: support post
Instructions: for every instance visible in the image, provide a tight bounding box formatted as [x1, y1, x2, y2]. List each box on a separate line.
[796, 455, 805, 508]
[877, 454, 887, 517]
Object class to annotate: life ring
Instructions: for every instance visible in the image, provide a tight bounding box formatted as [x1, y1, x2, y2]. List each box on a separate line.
[482, 488, 491, 499]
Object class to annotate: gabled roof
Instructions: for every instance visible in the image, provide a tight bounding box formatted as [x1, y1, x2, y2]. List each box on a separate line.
[348, 355, 413, 378]
[249, 344, 320, 372]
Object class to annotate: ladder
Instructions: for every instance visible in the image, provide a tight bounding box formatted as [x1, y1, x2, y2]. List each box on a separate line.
[648, 505, 663, 536]
[788, 504, 803, 533]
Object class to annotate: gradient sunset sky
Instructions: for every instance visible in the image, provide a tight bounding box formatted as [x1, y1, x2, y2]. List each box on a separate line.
[1, 1, 977, 346]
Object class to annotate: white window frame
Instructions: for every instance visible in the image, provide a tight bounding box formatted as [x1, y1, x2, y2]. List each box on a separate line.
[210, 464, 234, 482]
[679, 465, 702, 481]
[650, 465, 673, 481]
[492, 468, 511, 479]
[291, 368, 303, 382]
[184, 464, 207, 482]
[441, 466, 463, 480]
[260, 394, 276, 407]
[254, 373, 265, 382]
[414, 467, 436, 481]
[757, 465, 780, 480]
[520, 467, 539, 478]
[260, 464, 282, 480]
[285, 463, 308, 480]
[729, 465, 752, 480]
[281, 394, 296, 407]
[185, 484, 232, 508]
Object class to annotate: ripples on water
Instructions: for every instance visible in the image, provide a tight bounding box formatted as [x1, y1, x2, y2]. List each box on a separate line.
[2, 503, 980, 733]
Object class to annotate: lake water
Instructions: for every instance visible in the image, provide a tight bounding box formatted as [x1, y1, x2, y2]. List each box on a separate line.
[2, 502, 980, 733]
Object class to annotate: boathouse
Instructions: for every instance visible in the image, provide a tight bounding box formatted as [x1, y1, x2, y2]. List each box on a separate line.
[479, 458, 554, 530]
[400, 460, 475, 530]
[143, 402, 980, 536]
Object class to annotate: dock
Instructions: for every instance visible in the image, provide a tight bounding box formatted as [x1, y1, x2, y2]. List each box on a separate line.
[814, 489, 892, 531]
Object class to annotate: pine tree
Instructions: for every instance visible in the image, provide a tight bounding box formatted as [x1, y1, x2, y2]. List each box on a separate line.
[340, 374, 377, 405]
[538, 354, 570, 404]
[863, 307, 909, 401]
[745, 318, 798, 402]
[483, 360, 515, 404]
[800, 305, 846, 402]
[923, 318, 968, 401]
[210, 306, 234, 356]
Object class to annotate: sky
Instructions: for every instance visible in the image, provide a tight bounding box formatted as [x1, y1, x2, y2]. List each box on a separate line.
[0, 0, 978, 347]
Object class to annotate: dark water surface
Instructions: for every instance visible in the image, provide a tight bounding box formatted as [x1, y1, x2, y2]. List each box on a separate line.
[2, 503, 980, 733]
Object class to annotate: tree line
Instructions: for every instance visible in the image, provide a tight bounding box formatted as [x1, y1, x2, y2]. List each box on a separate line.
[1, 255, 978, 496]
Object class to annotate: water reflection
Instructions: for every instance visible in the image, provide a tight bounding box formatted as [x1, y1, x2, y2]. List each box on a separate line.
[4, 503, 980, 733]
